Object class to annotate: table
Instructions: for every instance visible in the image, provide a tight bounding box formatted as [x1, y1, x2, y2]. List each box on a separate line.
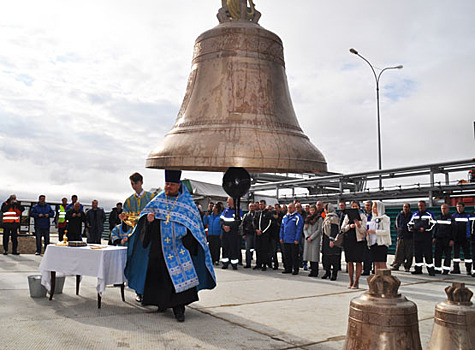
[39, 244, 127, 308]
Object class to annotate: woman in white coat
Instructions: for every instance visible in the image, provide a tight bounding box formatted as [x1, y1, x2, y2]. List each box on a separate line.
[367, 201, 392, 272]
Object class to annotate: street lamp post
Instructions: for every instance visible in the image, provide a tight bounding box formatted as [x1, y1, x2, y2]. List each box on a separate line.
[349, 48, 403, 190]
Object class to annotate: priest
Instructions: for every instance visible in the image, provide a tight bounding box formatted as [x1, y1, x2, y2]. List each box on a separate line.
[125, 170, 216, 322]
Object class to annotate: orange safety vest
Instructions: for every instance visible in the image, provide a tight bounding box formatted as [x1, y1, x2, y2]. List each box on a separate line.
[3, 207, 21, 223]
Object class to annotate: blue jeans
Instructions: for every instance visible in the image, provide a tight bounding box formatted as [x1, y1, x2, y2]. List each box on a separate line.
[244, 233, 255, 266]
[35, 228, 50, 254]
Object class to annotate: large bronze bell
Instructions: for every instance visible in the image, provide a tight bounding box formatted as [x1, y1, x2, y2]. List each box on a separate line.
[344, 270, 422, 350]
[146, 1, 327, 173]
[426, 282, 475, 350]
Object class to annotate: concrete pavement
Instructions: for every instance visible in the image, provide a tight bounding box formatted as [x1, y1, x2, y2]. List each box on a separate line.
[1, 247, 474, 350]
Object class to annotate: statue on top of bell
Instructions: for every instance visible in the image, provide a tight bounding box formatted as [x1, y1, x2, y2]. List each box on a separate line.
[217, 0, 261, 23]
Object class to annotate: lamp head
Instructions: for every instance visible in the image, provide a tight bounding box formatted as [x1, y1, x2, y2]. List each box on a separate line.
[349, 48, 358, 55]
[395, 65, 403, 69]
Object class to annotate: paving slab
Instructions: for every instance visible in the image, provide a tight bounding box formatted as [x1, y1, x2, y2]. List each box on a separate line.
[1, 252, 474, 350]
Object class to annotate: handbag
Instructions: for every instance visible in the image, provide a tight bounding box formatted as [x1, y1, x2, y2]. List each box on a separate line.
[334, 232, 344, 247]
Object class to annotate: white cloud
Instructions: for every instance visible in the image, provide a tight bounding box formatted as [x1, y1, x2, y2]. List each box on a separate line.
[0, 0, 474, 208]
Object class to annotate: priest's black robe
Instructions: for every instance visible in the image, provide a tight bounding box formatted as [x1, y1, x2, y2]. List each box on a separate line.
[141, 219, 199, 308]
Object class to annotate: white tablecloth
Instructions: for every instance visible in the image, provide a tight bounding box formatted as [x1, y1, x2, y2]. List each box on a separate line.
[39, 245, 127, 294]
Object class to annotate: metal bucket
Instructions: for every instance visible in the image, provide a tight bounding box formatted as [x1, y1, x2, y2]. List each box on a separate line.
[28, 275, 47, 298]
[54, 276, 65, 294]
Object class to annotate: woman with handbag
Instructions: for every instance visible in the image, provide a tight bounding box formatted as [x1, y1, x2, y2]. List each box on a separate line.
[367, 201, 391, 272]
[341, 201, 367, 289]
[321, 203, 342, 280]
[303, 205, 323, 277]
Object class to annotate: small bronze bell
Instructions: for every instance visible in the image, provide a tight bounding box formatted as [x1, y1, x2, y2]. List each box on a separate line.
[426, 282, 475, 350]
[344, 269, 422, 350]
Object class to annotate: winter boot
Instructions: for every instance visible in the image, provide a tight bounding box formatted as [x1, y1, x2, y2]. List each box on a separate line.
[321, 270, 331, 279]
[330, 269, 338, 281]
[451, 262, 461, 274]
[465, 263, 472, 275]
[308, 262, 319, 277]
[411, 266, 423, 275]
[428, 267, 435, 276]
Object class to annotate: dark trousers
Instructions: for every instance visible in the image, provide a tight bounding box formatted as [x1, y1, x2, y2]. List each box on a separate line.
[363, 244, 373, 274]
[86, 229, 102, 244]
[255, 234, 271, 268]
[237, 236, 243, 265]
[434, 238, 452, 272]
[322, 254, 339, 273]
[453, 239, 471, 263]
[244, 233, 255, 266]
[58, 226, 66, 242]
[414, 237, 433, 272]
[283, 243, 299, 273]
[298, 233, 305, 267]
[67, 230, 82, 242]
[472, 240, 475, 273]
[221, 231, 240, 266]
[207, 235, 221, 264]
[35, 228, 50, 254]
[393, 238, 414, 270]
[270, 237, 279, 268]
[2, 223, 19, 253]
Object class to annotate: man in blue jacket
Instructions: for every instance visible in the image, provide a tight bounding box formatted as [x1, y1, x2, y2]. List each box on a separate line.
[452, 202, 472, 275]
[280, 203, 304, 275]
[407, 200, 436, 275]
[220, 198, 242, 270]
[31, 195, 55, 255]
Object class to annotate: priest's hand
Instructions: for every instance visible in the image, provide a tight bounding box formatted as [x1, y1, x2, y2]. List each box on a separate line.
[147, 213, 155, 222]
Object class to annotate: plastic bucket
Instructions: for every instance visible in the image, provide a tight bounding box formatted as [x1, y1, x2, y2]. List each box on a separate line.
[54, 276, 65, 294]
[28, 275, 47, 298]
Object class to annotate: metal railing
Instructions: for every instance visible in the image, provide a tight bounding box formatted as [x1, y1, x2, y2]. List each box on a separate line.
[250, 159, 475, 205]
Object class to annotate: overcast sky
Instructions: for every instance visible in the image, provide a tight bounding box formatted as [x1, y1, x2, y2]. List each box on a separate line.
[1, 0, 474, 209]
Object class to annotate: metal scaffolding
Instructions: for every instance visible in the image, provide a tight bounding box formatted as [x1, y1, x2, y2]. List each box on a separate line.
[250, 159, 475, 205]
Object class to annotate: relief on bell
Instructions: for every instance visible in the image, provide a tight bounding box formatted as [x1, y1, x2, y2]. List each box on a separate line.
[147, 1, 327, 173]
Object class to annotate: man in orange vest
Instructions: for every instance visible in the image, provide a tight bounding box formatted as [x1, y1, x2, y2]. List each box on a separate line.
[1, 194, 25, 255]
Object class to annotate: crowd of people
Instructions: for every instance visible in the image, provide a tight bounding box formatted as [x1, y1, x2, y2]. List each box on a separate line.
[2, 181, 474, 292]
[2, 171, 216, 323]
[1, 193, 106, 255]
[2, 172, 475, 323]
[199, 198, 475, 288]
[393, 200, 475, 277]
